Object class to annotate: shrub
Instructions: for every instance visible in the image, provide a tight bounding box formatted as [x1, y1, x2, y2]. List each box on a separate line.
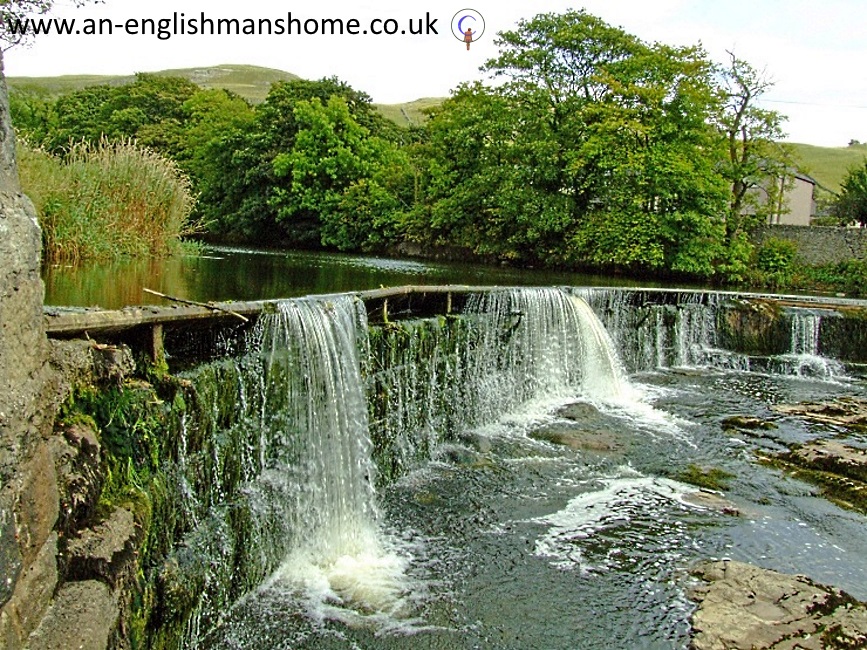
[756, 237, 798, 287]
[19, 139, 197, 262]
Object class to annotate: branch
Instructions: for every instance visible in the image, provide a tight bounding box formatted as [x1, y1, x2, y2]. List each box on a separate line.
[143, 288, 250, 322]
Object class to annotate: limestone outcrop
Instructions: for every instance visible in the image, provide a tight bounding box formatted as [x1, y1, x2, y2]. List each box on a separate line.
[690, 559, 867, 650]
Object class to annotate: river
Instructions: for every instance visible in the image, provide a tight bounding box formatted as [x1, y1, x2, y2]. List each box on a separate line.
[42, 251, 867, 649]
[42, 246, 672, 309]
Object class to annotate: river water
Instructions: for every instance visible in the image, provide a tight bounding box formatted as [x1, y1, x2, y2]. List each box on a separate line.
[42, 246, 669, 309]
[178, 288, 867, 650]
[44, 251, 867, 649]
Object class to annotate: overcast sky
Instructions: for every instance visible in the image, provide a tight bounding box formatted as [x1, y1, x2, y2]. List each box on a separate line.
[5, 0, 866, 146]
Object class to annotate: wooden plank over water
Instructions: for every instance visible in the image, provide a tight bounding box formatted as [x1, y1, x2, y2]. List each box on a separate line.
[42, 285, 491, 336]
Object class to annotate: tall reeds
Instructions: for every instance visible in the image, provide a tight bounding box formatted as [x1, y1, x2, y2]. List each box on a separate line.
[19, 139, 197, 262]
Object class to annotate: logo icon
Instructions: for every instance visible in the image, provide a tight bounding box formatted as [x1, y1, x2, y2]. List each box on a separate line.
[451, 9, 485, 45]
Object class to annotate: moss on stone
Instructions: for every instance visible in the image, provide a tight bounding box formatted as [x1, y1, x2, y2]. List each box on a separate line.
[676, 464, 735, 491]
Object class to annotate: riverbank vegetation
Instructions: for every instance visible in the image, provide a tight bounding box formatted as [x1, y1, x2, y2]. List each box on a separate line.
[10, 10, 867, 294]
[19, 139, 196, 261]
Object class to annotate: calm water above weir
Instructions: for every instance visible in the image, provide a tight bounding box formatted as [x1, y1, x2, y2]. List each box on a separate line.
[42, 246, 670, 308]
[140, 286, 867, 650]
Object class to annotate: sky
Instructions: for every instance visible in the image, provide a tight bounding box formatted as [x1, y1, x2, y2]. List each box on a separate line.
[4, 0, 866, 146]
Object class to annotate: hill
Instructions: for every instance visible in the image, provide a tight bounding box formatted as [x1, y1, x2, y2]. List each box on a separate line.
[8, 64, 445, 126]
[790, 142, 867, 193]
[372, 97, 443, 126]
[8, 64, 300, 104]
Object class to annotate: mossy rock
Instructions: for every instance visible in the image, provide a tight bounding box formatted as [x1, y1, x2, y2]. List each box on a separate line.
[717, 299, 789, 356]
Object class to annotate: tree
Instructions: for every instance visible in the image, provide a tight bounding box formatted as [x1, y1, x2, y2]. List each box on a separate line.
[713, 52, 793, 241]
[208, 77, 391, 244]
[270, 95, 407, 250]
[421, 10, 729, 274]
[833, 159, 867, 227]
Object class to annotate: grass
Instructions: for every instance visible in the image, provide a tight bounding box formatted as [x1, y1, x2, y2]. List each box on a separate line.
[19, 139, 197, 262]
[372, 97, 444, 126]
[790, 142, 867, 193]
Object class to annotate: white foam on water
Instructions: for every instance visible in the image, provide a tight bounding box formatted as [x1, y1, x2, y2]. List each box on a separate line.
[529, 469, 709, 572]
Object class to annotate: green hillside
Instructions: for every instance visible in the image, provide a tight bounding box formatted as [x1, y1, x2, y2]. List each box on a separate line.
[8, 64, 300, 104]
[8, 64, 444, 125]
[372, 97, 444, 126]
[789, 142, 867, 193]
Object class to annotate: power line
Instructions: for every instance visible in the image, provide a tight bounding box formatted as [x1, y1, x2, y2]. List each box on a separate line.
[760, 98, 867, 109]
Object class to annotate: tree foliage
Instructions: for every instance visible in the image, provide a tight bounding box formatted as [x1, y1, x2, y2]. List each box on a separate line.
[7, 8, 800, 283]
[833, 159, 867, 227]
[713, 52, 793, 241]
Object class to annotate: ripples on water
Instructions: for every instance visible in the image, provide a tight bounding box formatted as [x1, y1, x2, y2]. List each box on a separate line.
[200, 365, 867, 650]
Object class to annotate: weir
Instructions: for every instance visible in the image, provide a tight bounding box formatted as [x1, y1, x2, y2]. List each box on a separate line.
[40, 285, 867, 648]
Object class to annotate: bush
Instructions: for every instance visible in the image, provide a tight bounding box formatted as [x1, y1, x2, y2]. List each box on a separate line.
[756, 237, 798, 287]
[19, 139, 197, 262]
[799, 259, 867, 297]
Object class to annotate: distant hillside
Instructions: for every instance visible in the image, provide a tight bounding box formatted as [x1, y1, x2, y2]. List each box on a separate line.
[8, 64, 300, 104]
[8, 64, 445, 126]
[372, 97, 444, 126]
[790, 142, 867, 193]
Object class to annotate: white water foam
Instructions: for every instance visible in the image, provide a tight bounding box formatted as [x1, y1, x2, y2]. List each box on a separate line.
[530, 469, 709, 573]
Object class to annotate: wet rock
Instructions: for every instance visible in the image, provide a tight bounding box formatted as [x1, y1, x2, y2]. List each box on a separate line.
[0, 533, 58, 649]
[15, 443, 60, 567]
[682, 490, 741, 516]
[722, 415, 778, 431]
[783, 440, 867, 484]
[50, 339, 135, 390]
[772, 396, 867, 429]
[556, 401, 600, 421]
[50, 422, 103, 534]
[66, 508, 141, 589]
[690, 559, 867, 649]
[718, 299, 789, 357]
[768, 440, 867, 513]
[457, 431, 493, 454]
[26, 580, 118, 650]
[529, 425, 623, 453]
[0, 492, 22, 606]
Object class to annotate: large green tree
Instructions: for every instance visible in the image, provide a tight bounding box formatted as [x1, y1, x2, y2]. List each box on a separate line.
[421, 10, 729, 274]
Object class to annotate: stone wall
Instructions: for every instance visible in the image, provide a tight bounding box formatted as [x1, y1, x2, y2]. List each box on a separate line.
[753, 224, 867, 266]
[0, 48, 61, 649]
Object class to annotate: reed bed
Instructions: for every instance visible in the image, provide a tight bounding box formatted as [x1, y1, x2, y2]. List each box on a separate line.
[19, 139, 197, 262]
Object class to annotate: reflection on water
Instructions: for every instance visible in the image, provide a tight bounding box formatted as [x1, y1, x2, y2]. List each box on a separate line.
[43, 246, 669, 309]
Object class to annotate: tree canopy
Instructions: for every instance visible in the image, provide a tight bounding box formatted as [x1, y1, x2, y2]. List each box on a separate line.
[8, 8, 800, 282]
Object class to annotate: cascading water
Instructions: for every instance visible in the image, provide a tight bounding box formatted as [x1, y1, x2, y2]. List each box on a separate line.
[169, 296, 411, 647]
[367, 288, 632, 478]
[772, 310, 846, 378]
[582, 288, 849, 379]
[153, 285, 867, 650]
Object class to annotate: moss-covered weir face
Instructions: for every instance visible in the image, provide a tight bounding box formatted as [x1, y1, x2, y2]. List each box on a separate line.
[58, 287, 867, 649]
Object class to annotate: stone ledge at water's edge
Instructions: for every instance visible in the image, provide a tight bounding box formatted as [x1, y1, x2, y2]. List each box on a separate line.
[689, 560, 867, 650]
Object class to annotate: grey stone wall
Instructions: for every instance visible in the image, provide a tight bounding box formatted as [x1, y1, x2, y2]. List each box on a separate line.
[753, 225, 867, 266]
[0, 49, 61, 649]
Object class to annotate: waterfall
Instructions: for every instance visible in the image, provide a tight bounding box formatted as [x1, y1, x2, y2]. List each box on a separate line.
[773, 310, 845, 379]
[581, 288, 849, 379]
[367, 288, 632, 477]
[251, 297, 409, 618]
[790, 312, 821, 355]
